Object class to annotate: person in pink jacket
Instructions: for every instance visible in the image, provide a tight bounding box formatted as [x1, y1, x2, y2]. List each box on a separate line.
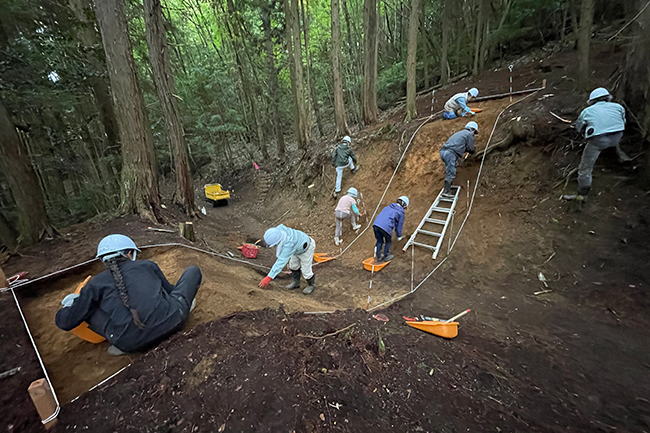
[334, 187, 362, 245]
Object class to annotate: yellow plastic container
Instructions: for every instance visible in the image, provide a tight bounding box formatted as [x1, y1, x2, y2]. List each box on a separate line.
[204, 183, 231, 203]
[70, 276, 106, 344]
[406, 320, 459, 339]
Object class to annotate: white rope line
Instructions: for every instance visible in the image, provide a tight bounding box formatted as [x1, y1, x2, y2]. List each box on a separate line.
[10, 288, 60, 424]
[69, 364, 131, 403]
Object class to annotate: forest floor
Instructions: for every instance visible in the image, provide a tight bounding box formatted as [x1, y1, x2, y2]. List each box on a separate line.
[3, 42, 650, 432]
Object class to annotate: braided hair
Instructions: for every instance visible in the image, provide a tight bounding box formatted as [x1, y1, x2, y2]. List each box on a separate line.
[103, 252, 146, 329]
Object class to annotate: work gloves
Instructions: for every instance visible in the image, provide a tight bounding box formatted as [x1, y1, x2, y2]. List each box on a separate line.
[61, 293, 80, 308]
[259, 276, 272, 288]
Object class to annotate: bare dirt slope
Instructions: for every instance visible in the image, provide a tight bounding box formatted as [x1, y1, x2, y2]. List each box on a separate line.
[4, 42, 650, 432]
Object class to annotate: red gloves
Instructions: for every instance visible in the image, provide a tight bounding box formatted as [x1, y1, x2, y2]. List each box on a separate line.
[259, 276, 272, 288]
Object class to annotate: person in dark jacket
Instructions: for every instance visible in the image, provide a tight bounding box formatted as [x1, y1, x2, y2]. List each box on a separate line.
[439, 121, 478, 198]
[372, 196, 409, 262]
[331, 136, 358, 196]
[55, 234, 202, 355]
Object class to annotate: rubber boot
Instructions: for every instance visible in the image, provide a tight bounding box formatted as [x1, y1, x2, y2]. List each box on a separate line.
[285, 269, 301, 290]
[303, 275, 315, 294]
[383, 254, 395, 262]
[442, 181, 454, 198]
[376, 252, 384, 263]
[352, 223, 361, 231]
[334, 237, 342, 246]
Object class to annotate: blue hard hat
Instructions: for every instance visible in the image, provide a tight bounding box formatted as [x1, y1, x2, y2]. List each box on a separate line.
[588, 87, 610, 103]
[465, 121, 479, 133]
[264, 227, 282, 247]
[96, 234, 140, 259]
[468, 88, 479, 98]
[347, 187, 358, 198]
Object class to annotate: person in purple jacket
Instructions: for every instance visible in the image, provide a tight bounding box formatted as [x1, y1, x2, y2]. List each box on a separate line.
[372, 196, 409, 262]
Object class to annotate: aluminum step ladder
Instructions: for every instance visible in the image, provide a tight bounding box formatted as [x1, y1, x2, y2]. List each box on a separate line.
[402, 185, 460, 259]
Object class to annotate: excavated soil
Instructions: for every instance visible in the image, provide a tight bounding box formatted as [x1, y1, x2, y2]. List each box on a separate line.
[5, 43, 650, 432]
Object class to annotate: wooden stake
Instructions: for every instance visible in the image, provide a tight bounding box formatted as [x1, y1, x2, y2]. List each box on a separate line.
[28, 379, 58, 429]
[179, 222, 196, 242]
[0, 264, 7, 288]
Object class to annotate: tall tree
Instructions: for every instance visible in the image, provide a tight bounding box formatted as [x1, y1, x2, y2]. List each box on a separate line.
[331, 0, 349, 137]
[143, 0, 196, 216]
[94, 0, 162, 222]
[301, 0, 324, 137]
[285, 0, 310, 149]
[261, 2, 286, 155]
[0, 99, 54, 246]
[363, 0, 379, 124]
[440, 0, 450, 84]
[577, 0, 595, 91]
[405, 0, 420, 121]
[420, 0, 429, 89]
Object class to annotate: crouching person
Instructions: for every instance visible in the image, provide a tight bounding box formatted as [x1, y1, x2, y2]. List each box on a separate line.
[372, 196, 409, 263]
[55, 234, 202, 355]
[334, 187, 362, 245]
[259, 225, 317, 294]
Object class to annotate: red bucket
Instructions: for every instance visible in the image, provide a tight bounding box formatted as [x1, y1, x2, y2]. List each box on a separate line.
[241, 243, 259, 259]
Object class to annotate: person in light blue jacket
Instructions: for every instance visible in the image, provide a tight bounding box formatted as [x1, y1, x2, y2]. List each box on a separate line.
[258, 225, 317, 294]
[574, 87, 631, 197]
[443, 88, 479, 119]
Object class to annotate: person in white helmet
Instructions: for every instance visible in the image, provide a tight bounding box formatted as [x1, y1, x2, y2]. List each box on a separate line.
[372, 196, 409, 262]
[259, 225, 317, 294]
[573, 87, 631, 198]
[443, 88, 479, 120]
[55, 235, 202, 355]
[331, 135, 358, 196]
[439, 122, 478, 197]
[334, 187, 362, 245]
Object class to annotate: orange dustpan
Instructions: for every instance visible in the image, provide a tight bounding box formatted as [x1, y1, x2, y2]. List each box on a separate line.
[468, 107, 483, 113]
[314, 253, 335, 263]
[70, 275, 106, 344]
[406, 321, 459, 338]
[363, 257, 390, 271]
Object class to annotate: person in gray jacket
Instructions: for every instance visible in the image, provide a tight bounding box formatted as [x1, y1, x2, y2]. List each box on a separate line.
[573, 87, 631, 198]
[439, 122, 478, 198]
[331, 135, 358, 196]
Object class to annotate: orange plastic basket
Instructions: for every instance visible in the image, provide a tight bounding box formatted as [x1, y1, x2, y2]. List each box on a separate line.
[70, 276, 106, 344]
[363, 257, 390, 272]
[406, 321, 459, 338]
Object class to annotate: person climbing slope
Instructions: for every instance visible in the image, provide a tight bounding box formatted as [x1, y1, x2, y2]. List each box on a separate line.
[334, 187, 362, 245]
[55, 234, 202, 355]
[331, 135, 358, 196]
[372, 196, 409, 263]
[259, 225, 317, 294]
[439, 121, 478, 198]
[572, 87, 631, 199]
[443, 88, 479, 120]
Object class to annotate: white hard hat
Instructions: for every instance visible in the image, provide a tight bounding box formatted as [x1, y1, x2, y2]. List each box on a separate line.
[397, 196, 409, 209]
[468, 88, 479, 98]
[347, 187, 358, 198]
[465, 121, 479, 133]
[342, 135, 351, 143]
[588, 87, 611, 103]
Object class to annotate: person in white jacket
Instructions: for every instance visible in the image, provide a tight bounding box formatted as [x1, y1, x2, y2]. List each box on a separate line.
[258, 225, 317, 294]
[334, 187, 362, 245]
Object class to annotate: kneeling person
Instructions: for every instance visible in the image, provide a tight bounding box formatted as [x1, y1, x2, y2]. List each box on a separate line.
[334, 187, 362, 245]
[55, 234, 202, 355]
[259, 225, 317, 294]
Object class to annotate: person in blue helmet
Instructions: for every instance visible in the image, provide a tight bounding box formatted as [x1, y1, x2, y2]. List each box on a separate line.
[573, 87, 631, 199]
[259, 225, 317, 294]
[55, 234, 202, 355]
[372, 196, 409, 263]
[440, 121, 478, 198]
[443, 88, 479, 120]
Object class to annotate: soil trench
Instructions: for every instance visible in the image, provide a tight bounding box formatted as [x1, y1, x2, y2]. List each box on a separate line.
[15, 245, 409, 403]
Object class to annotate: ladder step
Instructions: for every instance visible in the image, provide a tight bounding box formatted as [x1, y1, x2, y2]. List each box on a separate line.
[439, 197, 455, 202]
[431, 207, 451, 213]
[419, 229, 441, 237]
[412, 241, 437, 250]
[424, 218, 446, 225]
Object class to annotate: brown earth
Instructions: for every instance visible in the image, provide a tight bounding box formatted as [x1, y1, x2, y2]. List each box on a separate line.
[4, 42, 650, 432]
